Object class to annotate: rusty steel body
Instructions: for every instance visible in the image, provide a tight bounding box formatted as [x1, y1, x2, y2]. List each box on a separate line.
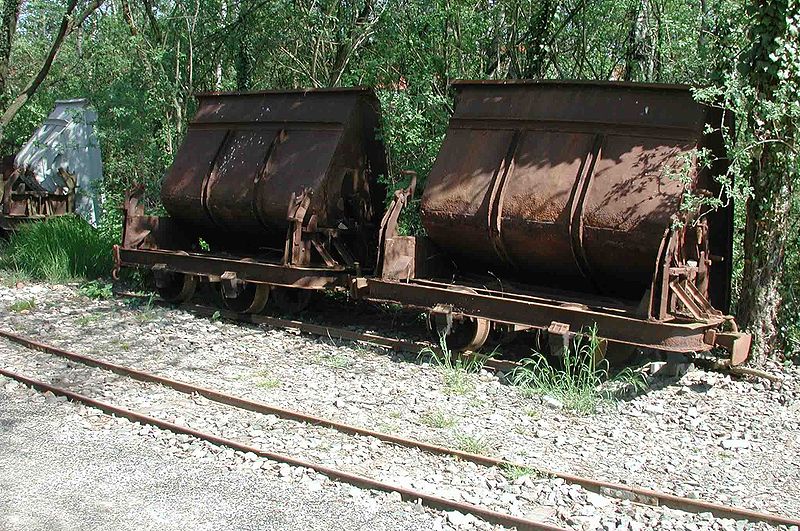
[0, 155, 72, 235]
[119, 87, 388, 294]
[420, 80, 732, 310]
[116, 81, 750, 361]
[160, 88, 387, 258]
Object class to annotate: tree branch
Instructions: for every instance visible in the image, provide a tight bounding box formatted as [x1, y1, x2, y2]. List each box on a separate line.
[0, 0, 105, 139]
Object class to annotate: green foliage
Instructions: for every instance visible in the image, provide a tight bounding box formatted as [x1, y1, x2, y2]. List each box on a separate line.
[1, 216, 116, 282]
[454, 432, 490, 455]
[420, 409, 457, 429]
[79, 280, 113, 299]
[315, 351, 354, 369]
[253, 370, 282, 390]
[511, 326, 647, 414]
[1, 0, 797, 357]
[501, 463, 539, 482]
[692, 0, 799, 356]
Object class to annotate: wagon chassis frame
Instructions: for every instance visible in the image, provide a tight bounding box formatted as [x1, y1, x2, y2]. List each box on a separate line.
[115, 236, 750, 364]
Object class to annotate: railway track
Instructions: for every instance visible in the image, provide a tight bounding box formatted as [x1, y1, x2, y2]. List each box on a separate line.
[1, 328, 798, 529]
[116, 291, 523, 373]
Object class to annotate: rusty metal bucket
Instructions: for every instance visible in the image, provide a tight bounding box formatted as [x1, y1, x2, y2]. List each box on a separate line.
[420, 80, 732, 308]
[161, 88, 388, 259]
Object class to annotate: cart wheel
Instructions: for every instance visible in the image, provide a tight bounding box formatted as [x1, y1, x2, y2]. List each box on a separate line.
[155, 272, 197, 303]
[220, 282, 269, 314]
[271, 287, 313, 314]
[428, 312, 490, 352]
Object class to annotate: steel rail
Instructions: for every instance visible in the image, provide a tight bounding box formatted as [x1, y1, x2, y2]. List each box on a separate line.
[1, 329, 799, 527]
[114, 292, 521, 373]
[0, 366, 565, 531]
[184, 304, 522, 373]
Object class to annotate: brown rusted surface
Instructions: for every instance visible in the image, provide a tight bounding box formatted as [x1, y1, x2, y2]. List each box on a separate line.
[121, 186, 196, 251]
[363, 277, 725, 353]
[160, 88, 388, 267]
[421, 80, 733, 309]
[1, 156, 73, 232]
[118, 247, 349, 289]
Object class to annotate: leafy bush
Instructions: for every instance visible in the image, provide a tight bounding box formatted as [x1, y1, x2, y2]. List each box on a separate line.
[1, 215, 117, 282]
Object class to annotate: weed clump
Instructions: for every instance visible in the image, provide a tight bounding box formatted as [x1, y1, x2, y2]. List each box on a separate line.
[420, 409, 457, 429]
[419, 332, 491, 395]
[1, 215, 115, 282]
[8, 298, 36, 312]
[511, 326, 646, 414]
[79, 280, 113, 299]
[454, 432, 490, 454]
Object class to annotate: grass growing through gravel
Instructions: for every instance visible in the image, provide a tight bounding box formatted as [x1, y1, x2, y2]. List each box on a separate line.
[253, 369, 282, 389]
[0, 215, 116, 282]
[511, 325, 646, 414]
[419, 333, 490, 395]
[420, 409, 457, 429]
[454, 433, 490, 454]
[315, 351, 354, 369]
[76, 314, 102, 326]
[501, 463, 537, 481]
[0, 268, 31, 287]
[8, 298, 36, 312]
[78, 280, 114, 299]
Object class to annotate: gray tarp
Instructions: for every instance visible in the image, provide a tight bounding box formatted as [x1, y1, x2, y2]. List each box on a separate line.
[14, 99, 103, 225]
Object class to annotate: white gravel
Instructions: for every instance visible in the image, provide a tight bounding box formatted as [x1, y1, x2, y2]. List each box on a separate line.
[1, 279, 799, 531]
[0, 384, 442, 531]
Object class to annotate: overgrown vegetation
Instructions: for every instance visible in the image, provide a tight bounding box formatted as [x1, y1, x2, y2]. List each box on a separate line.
[511, 327, 647, 415]
[79, 280, 113, 299]
[420, 409, 457, 429]
[1, 215, 115, 282]
[454, 432, 490, 455]
[501, 463, 540, 482]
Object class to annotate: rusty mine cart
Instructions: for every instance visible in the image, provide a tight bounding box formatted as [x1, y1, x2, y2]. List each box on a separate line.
[114, 81, 752, 365]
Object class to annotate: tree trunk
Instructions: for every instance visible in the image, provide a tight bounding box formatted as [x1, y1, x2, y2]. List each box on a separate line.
[735, 0, 796, 363]
[737, 145, 792, 363]
[0, 0, 22, 98]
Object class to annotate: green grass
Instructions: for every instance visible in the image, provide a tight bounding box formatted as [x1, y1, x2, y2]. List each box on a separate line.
[253, 369, 281, 389]
[315, 351, 353, 369]
[510, 325, 646, 414]
[501, 463, 537, 482]
[420, 409, 457, 429]
[1, 215, 116, 282]
[8, 298, 36, 312]
[76, 314, 102, 326]
[419, 333, 490, 396]
[454, 433, 490, 454]
[0, 268, 31, 287]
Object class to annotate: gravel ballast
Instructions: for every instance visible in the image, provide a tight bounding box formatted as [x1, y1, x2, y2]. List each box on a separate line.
[1, 280, 799, 530]
[0, 384, 442, 531]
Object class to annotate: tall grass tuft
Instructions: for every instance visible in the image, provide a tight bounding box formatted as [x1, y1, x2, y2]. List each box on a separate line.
[1, 215, 116, 282]
[511, 325, 646, 414]
[419, 332, 492, 395]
